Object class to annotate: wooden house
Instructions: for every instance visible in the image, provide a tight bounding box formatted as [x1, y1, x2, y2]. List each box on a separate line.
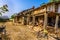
[14, 7, 35, 25]
[14, 2, 60, 31]
[31, 2, 60, 31]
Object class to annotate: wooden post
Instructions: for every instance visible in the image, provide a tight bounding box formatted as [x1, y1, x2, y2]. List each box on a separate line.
[44, 12, 48, 29]
[55, 14, 59, 33]
[27, 15, 30, 25]
[22, 17, 24, 25]
[14, 17, 18, 25]
[21, 17, 22, 24]
[27, 17, 28, 25]
[15, 17, 17, 23]
[33, 16, 35, 26]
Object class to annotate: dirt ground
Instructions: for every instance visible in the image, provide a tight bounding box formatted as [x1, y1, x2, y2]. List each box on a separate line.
[1, 22, 38, 40]
[0, 22, 60, 40]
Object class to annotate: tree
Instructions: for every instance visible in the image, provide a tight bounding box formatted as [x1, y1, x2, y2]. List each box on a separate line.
[0, 5, 8, 16]
[49, 0, 60, 2]
[11, 14, 17, 19]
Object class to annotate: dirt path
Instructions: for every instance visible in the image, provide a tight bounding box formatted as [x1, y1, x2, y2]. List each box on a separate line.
[4, 22, 38, 40]
[0, 22, 60, 40]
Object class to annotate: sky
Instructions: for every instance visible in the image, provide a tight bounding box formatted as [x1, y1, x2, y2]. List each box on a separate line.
[0, 0, 49, 17]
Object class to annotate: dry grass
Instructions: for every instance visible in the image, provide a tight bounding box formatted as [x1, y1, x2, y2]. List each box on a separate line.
[0, 22, 38, 40]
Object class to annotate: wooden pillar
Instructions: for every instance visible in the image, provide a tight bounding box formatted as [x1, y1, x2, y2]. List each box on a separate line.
[27, 14, 30, 25]
[27, 16, 30, 25]
[13, 19, 14, 23]
[27, 15, 28, 25]
[22, 17, 24, 25]
[44, 12, 48, 29]
[55, 14, 59, 33]
[33, 16, 35, 26]
[21, 17, 22, 24]
[14, 17, 17, 25]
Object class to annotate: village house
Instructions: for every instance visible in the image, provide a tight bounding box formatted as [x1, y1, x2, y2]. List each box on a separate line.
[14, 6, 35, 25]
[14, 2, 60, 32]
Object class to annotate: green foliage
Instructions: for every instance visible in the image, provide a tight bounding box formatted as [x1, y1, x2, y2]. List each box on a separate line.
[0, 18, 9, 22]
[2, 5, 8, 11]
[50, 0, 54, 2]
[0, 13, 2, 16]
[49, 0, 60, 2]
[11, 14, 17, 19]
[40, 2, 46, 6]
[0, 5, 8, 16]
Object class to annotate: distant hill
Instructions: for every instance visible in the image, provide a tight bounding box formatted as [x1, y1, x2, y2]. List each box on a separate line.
[0, 16, 9, 22]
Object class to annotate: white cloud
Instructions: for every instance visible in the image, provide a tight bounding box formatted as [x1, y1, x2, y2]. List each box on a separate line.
[0, 0, 4, 7]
